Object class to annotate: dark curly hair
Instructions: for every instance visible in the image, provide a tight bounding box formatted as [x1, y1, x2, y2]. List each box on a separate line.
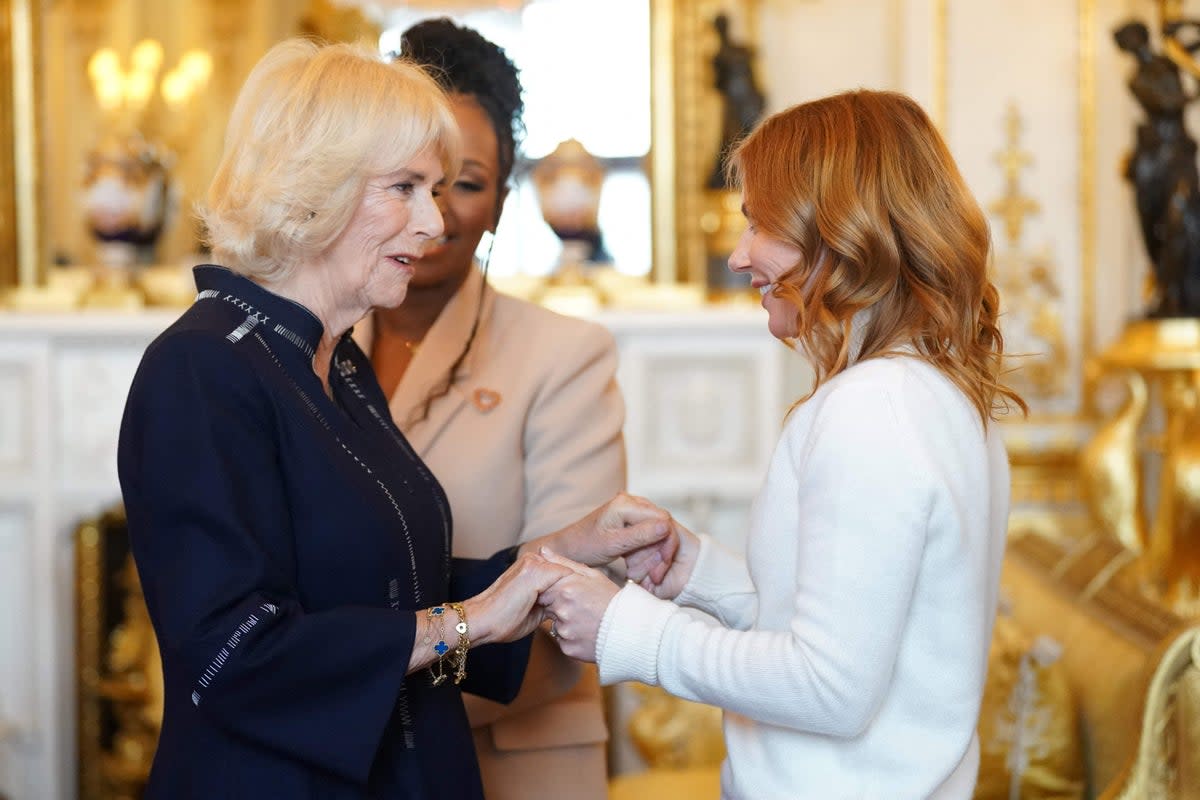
[388, 19, 526, 428]
[399, 18, 525, 189]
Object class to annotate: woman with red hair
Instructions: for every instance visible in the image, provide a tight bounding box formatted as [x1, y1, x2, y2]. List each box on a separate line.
[542, 90, 1026, 799]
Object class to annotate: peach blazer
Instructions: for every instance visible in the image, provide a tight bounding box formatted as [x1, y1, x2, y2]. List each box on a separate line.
[358, 267, 625, 800]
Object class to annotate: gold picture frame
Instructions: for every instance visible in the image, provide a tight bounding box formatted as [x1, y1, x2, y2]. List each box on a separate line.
[0, 0, 753, 292]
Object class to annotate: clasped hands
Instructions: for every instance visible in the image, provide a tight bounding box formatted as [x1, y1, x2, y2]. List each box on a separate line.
[532, 493, 699, 662]
[466, 493, 699, 658]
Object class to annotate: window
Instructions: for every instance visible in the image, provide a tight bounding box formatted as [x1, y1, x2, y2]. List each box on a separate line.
[379, 0, 651, 277]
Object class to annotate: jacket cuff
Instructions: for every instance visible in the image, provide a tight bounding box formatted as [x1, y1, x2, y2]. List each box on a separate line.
[595, 583, 675, 686]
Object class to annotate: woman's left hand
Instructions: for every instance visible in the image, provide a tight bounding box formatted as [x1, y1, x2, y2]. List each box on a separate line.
[537, 548, 621, 663]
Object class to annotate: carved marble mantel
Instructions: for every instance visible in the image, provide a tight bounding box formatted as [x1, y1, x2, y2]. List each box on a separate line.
[0, 306, 808, 799]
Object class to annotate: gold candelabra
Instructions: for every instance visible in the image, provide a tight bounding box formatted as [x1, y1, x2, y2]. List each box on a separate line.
[86, 39, 212, 149]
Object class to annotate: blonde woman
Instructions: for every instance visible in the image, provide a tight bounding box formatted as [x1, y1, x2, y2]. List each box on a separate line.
[117, 39, 670, 799]
[540, 90, 1027, 799]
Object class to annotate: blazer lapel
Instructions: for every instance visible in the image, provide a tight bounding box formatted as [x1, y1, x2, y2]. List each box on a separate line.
[389, 268, 494, 454]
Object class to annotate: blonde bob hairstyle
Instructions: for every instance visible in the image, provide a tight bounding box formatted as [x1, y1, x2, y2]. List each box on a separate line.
[199, 38, 461, 282]
[727, 89, 1026, 425]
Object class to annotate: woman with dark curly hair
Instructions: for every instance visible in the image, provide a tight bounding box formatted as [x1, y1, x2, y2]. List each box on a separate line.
[357, 19, 622, 800]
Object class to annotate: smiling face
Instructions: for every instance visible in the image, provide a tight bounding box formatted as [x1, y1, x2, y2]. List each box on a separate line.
[727, 200, 806, 340]
[409, 94, 504, 293]
[316, 148, 446, 320]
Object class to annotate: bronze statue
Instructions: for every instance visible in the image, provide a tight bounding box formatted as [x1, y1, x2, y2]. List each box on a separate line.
[707, 14, 766, 189]
[1115, 19, 1200, 316]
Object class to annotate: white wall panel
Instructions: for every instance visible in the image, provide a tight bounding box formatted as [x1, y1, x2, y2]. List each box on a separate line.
[0, 362, 33, 480]
[0, 505, 33, 800]
[54, 344, 144, 490]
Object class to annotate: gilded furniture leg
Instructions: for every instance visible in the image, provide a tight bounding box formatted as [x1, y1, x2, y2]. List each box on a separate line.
[1143, 370, 1200, 615]
[1079, 369, 1149, 554]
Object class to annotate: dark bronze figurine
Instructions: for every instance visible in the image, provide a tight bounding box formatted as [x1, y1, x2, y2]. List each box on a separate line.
[708, 13, 766, 189]
[1115, 19, 1200, 317]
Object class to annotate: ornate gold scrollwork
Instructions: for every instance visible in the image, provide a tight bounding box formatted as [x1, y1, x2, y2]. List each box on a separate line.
[988, 103, 1070, 404]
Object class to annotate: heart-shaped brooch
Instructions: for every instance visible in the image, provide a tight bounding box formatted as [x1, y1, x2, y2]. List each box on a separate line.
[472, 388, 501, 412]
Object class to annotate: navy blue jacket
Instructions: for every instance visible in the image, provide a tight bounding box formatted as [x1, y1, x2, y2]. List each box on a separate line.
[117, 266, 531, 798]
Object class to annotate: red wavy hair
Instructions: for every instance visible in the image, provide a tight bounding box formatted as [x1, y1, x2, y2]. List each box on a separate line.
[728, 90, 1026, 424]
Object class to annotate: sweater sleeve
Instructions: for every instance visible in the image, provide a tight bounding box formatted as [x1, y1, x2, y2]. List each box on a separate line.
[118, 333, 415, 785]
[597, 377, 935, 738]
[673, 533, 757, 629]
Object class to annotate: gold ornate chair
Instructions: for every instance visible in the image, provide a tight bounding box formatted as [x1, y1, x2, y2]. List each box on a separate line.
[1100, 625, 1200, 800]
[76, 505, 161, 800]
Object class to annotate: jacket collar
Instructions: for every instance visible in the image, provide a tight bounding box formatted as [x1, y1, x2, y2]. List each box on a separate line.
[193, 264, 326, 359]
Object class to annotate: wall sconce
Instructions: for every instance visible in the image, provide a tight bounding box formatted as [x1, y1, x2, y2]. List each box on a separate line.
[86, 40, 212, 136]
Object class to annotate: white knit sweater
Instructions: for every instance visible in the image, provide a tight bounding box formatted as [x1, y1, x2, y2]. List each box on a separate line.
[596, 356, 1011, 799]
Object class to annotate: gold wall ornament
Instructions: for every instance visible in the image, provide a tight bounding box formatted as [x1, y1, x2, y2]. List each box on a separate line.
[987, 103, 1070, 404]
[989, 104, 1039, 245]
[1078, 369, 1149, 555]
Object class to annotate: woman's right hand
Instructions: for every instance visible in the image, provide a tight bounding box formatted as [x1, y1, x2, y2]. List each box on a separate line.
[408, 553, 573, 675]
[624, 518, 701, 600]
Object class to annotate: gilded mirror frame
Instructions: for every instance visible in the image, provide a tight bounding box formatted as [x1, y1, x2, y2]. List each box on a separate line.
[1, 0, 39, 289]
[1, 0, 750, 290]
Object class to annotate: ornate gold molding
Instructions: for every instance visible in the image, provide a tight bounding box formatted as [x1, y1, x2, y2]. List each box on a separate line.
[0, 0, 16, 288]
[649, 0, 676, 284]
[1078, 0, 1096, 400]
[0, 0, 41, 288]
[990, 104, 1070, 404]
[11, 0, 38, 286]
[75, 516, 105, 800]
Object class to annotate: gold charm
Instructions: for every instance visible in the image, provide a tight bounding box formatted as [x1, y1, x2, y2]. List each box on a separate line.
[472, 388, 501, 412]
